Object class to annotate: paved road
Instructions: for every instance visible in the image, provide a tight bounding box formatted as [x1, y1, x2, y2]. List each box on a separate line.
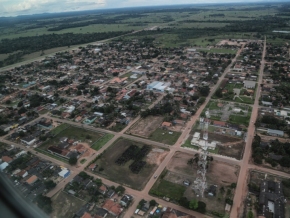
[230, 37, 267, 218]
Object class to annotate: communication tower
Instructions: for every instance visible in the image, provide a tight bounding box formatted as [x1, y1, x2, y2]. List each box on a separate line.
[193, 109, 210, 197]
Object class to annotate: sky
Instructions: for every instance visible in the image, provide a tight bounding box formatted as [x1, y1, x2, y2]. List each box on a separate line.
[0, 0, 276, 16]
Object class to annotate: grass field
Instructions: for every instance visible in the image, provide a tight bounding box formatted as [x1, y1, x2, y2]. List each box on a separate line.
[91, 134, 114, 151]
[229, 114, 251, 126]
[150, 179, 186, 201]
[181, 139, 199, 150]
[80, 159, 87, 164]
[149, 128, 181, 145]
[234, 96, 254, 104]
[224, 83, 244, 92]
[206, 100, 222, 110]
[50, 123, 70, 135]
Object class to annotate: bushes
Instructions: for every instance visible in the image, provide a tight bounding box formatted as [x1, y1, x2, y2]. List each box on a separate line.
[33, 195, 52, 214]
[69, 157, 77, 165]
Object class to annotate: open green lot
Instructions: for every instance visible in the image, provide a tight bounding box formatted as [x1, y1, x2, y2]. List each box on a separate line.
[149, 128, 181, 145]
[50, 123, 70, 135]
[91, 134, 114, 151]
[150, 179, 186, 201]
[181, 139, 199, 150]
[229, 114, 251, 126]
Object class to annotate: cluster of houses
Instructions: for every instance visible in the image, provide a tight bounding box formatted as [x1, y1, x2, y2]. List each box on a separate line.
[47, 136, 88, 160]
[0, 144, 69, 202]
[68, 173, 132, 218]
[5, 118, 53, 147]
[0, 39, 242, 135]
[261, 43, 290, 108]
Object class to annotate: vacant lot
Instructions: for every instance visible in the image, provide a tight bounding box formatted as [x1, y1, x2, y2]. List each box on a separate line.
[149, 128, 181, 145]
[51, 191, 85, 218]
[90, 138, 168, 190]
[91, 134, 114, 151]
[150, 179, 186, 201]
[217, 141, 245, 160]
[128, 116, 163, 138]
[164, 151, 239, 214]
[209, 132, 241, 144]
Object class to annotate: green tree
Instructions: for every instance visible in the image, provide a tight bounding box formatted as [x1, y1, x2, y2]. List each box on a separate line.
[247, 210, 254, 218]
[179, 197, 189, 208]
[33, 195, 52, 214]
[149, 199, 157, 207]
[189, 199, 198, 210]
[44, 180, 56, 190]
[17, 101, 23, 107]
[197, 201, 206, 213]
[69, 157, 77, 165]
[198, 97, 206, 105]
[199, 86, 210, 96]
[230, 183, 237, 189]
[95, 178, 102, 186]
[115, 186, 125, 195]
[225, 198, 233, 205]
[18, 107, 27, 114]
[215, 89, 223, 98]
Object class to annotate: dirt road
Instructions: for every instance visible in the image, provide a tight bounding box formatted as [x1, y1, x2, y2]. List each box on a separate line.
[230, 37, 267, 218]
[3, 37, 289, 218]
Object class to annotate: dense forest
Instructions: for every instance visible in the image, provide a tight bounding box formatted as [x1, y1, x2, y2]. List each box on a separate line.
[0, 31, 129, 67]
[1, 3, 290, 67]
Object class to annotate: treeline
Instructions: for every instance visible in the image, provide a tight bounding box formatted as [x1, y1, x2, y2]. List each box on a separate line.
[47, 14, 147, 31]
[209, 13, 225, 17]
[224, 17, 288, 32]
[0, 31, 129, 67]
[252, 135, 290, 168]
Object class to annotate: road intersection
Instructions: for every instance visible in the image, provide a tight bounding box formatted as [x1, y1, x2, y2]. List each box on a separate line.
[2, 37, 289, 217]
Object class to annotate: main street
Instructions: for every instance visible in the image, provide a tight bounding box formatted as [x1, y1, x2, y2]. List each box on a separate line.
[230, 37, 267, 218]
[2, 37, 289, 218]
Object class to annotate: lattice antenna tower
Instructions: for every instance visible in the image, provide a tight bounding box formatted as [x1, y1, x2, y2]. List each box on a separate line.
[193, 109, 210, 197]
